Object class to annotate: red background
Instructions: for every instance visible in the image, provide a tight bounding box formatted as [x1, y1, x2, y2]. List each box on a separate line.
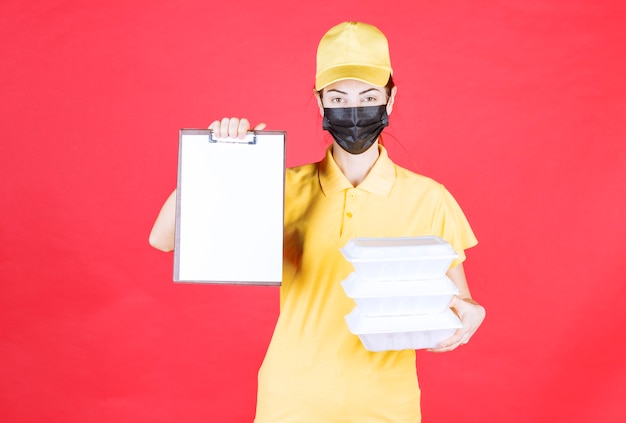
[1, 1, 625, 422]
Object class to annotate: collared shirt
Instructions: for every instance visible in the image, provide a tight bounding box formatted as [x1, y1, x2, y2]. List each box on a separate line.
[255, 146, 477, 423]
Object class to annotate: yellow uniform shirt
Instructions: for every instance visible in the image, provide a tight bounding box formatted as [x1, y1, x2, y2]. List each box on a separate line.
[255, 146, 477, 423]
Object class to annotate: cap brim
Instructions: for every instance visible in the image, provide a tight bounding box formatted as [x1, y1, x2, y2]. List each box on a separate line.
[315, 65, 391, 91]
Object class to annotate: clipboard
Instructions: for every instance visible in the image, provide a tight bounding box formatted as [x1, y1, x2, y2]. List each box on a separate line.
[174, 129, 285, 285]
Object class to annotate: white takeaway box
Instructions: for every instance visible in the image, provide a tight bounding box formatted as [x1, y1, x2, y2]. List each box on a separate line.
[341, 272, 459, 316]
[340, 236, 459, 281]
[345, 307, 462, 352]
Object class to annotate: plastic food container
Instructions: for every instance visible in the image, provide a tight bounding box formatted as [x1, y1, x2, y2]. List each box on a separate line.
[341, 273, 459, 316]
[340, 236, 459, 281]
[345, 307, 462, 352]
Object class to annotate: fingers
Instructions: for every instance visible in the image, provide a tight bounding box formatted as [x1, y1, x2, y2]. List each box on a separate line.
[428, 329, 468, 353]
[207, 118, 266, 139]
[230, 118, 248, 140]
[208, 119, 220, 134]
[428, 298, 485, 353]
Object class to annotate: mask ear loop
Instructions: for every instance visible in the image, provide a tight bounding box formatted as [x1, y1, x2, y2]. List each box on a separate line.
[378, 102, 390, 146]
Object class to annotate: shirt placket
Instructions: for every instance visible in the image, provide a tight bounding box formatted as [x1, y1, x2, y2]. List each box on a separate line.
[341, 188, 361, 240]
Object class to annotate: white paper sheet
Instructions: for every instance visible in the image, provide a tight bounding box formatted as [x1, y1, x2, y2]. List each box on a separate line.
[174, 129, 285, 285]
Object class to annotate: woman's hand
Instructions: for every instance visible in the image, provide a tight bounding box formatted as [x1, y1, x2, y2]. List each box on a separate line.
[208, 118, 267, 140]
[148, 117, 267, 252]
[429, 296, 486, 353]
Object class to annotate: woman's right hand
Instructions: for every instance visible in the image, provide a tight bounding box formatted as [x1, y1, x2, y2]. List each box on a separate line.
[149, 117, 268, 252]
[208, 118, 267, 140]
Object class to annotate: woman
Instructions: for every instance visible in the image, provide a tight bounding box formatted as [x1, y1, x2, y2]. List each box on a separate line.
[150, 21, 485, 423]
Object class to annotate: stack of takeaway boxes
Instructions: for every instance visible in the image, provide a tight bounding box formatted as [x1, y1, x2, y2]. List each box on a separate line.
[341, 236, 462, 352]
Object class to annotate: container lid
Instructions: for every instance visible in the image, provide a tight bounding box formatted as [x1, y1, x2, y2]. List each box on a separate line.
[341, 236, 458, 261]
[345, 307, 462, 334]
[341, 273, 459, 298]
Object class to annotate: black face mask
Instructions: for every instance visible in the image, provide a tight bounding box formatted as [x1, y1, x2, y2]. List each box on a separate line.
[322, 105, 389, 155]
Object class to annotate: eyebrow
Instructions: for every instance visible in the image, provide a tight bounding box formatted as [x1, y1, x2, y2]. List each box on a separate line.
[326, 88, 382, 95]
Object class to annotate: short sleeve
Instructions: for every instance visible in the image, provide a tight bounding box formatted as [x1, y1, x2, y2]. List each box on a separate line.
[431, 184, 478, 267]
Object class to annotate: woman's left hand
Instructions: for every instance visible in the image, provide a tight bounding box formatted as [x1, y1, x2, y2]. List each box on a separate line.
[428, 296, 486, 353]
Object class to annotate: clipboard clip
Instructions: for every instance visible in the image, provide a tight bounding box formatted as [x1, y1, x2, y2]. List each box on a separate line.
[208, 131, 257, 145]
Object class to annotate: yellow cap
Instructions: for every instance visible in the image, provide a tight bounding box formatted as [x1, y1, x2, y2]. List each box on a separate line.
[315, 21, 393, 91]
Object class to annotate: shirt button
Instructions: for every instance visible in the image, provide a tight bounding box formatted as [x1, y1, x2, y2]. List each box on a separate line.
[348, 193, 356, 199]
[346, 212, 353, 218]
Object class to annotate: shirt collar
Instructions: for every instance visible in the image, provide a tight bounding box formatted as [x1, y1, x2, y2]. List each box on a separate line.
[319, 145, 395, 197]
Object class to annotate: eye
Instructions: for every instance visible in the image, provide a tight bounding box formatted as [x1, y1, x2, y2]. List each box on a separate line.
[330, 97, 345, 104]
[364, 96, 378, 102]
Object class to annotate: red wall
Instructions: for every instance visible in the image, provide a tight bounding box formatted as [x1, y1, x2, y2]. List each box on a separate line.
[1, 1, 625, 422]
